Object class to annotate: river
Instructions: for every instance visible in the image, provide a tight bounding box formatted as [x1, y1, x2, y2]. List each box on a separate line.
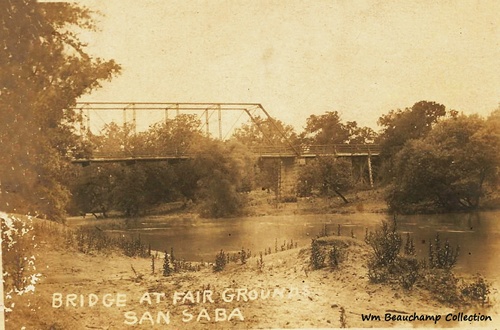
[80, 210, 500, 279]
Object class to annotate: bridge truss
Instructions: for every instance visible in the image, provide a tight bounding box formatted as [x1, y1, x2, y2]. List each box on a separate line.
[73, 101, 299, 153]
[71, 102, 379, 163]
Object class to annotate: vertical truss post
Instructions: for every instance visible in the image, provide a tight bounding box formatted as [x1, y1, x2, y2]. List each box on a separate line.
[122, 107, 127, 130]
[164, 108, 169, 123]
[132, 103, 137, 135]
[217, 105, 222, 139]
[175, 103, 179, 117]
[367, 153, 374, 188]
[205, 109, 209, 136]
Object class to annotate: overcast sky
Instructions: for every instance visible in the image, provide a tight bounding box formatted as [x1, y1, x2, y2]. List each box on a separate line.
[75, 0, 499, 132]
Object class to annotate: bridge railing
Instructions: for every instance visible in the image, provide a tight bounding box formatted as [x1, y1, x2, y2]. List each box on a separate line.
[73, 144, 381, 161]
[303, 144, 381, 155]
[88, 150, 190, 159]
[248, 144, 380, 156]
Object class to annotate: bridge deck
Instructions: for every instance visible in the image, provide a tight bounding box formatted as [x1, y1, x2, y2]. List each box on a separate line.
[71, 144, 380, 164]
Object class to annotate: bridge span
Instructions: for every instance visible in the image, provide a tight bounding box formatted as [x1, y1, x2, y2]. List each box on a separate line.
[71, 144, 380, 192]
[71, 144, 380, 164]
[70, 102, 379, 192]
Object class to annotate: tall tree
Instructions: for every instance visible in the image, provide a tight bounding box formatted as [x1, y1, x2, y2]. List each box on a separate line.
[377, 101, 446, 183]
[0, 1, 120, 220]
[232, 115, 298, 150]
[300, 111, 376, 145]
[387, 113, 499, 213]
[378, 101, 446, 157]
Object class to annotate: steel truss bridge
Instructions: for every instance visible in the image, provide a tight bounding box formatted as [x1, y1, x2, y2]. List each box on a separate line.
[70, 102, 380, 164]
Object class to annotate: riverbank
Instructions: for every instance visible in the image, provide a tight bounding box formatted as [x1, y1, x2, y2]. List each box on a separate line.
[244, 188, 389, 217]
[5, 218, 499, 329]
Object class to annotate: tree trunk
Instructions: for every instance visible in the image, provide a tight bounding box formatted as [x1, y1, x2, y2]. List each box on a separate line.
[334, 189, 349, 204]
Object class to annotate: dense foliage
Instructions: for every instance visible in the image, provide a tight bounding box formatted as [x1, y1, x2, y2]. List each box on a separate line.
[301, 111, 376, 145]
[70, 117, 254, 218]
[297, 157, 353, 202]
[385, 113, 500, 213]
[0, 0, 120, 221]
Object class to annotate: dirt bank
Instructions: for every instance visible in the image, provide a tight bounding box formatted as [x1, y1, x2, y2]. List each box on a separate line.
[5, 219, 498, 329]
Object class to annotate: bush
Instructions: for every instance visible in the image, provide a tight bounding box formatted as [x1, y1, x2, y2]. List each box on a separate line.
[367, 261, 390, 283]
[328, 245, 345, 269]
[460, 274, 491, 306]
[310, 239, 325, 269]
[365, 217, 402, 267]
[1, 214, 41, 307]
[240, 248, 247, 264]
[422, 269, 460, 304]
[75, 226, 114, 254]
[366, 218, 491, 304]
[428, 233, 459, 270]
[366, 219, 420, 289]
[403, 232, 415, 256]
[257, 252, 264, 272]
[163, 251, 171, 276]
[214, 250, 227, 272]
[394, 256, 420, 289]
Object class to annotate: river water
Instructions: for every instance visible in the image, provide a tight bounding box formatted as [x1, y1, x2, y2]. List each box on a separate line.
[96, 211, 500, 278]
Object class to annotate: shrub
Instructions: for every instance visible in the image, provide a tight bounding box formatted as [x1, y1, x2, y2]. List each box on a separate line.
[366, 219, 419, 289]
[423, 269, 460, 304]
[257, 252, 264, 272]
[460, 274, 490, 306]
[75, 226, 113, 254]
[310, 239, 325, 269]
[328, 245, 345, 269]
[367, 262, 390, 283]
[1, 214, 41, 310]
[394, 256, 420, 289]
[240, 247, 247, 264]
[365, 217, 402, 267]
[339, 306, 347, 328]
[162, 251, 171, 276]
[403, 232, 415, 256]
[428, 233, 459, 270]
[120, 235, 148, 257]
[214, 250, 227, 272]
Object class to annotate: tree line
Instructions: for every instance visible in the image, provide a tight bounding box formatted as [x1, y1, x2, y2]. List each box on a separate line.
[1, 1, 499, 221]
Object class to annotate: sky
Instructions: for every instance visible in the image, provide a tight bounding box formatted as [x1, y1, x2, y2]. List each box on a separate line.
[73, 0, 499, 133]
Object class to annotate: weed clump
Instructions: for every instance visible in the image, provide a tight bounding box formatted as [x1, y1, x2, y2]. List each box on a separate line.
[310, 239, 325, 269]
[257, 252, 264, 272]
[365, 217, 490, 306]
[214, 250, 227, 272]
[328, 245, 345, 269]
[428, 233, 459, 270]
[162, 251, 171, 276]
[365, 217, 401, 267]
[460, 274, 491, 306]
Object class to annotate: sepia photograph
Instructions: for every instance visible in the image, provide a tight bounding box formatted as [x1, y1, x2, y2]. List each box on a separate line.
[1, 0, 499, 329]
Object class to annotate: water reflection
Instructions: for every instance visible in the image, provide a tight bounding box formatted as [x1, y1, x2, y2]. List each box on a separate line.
[103, 211, 499, 278]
